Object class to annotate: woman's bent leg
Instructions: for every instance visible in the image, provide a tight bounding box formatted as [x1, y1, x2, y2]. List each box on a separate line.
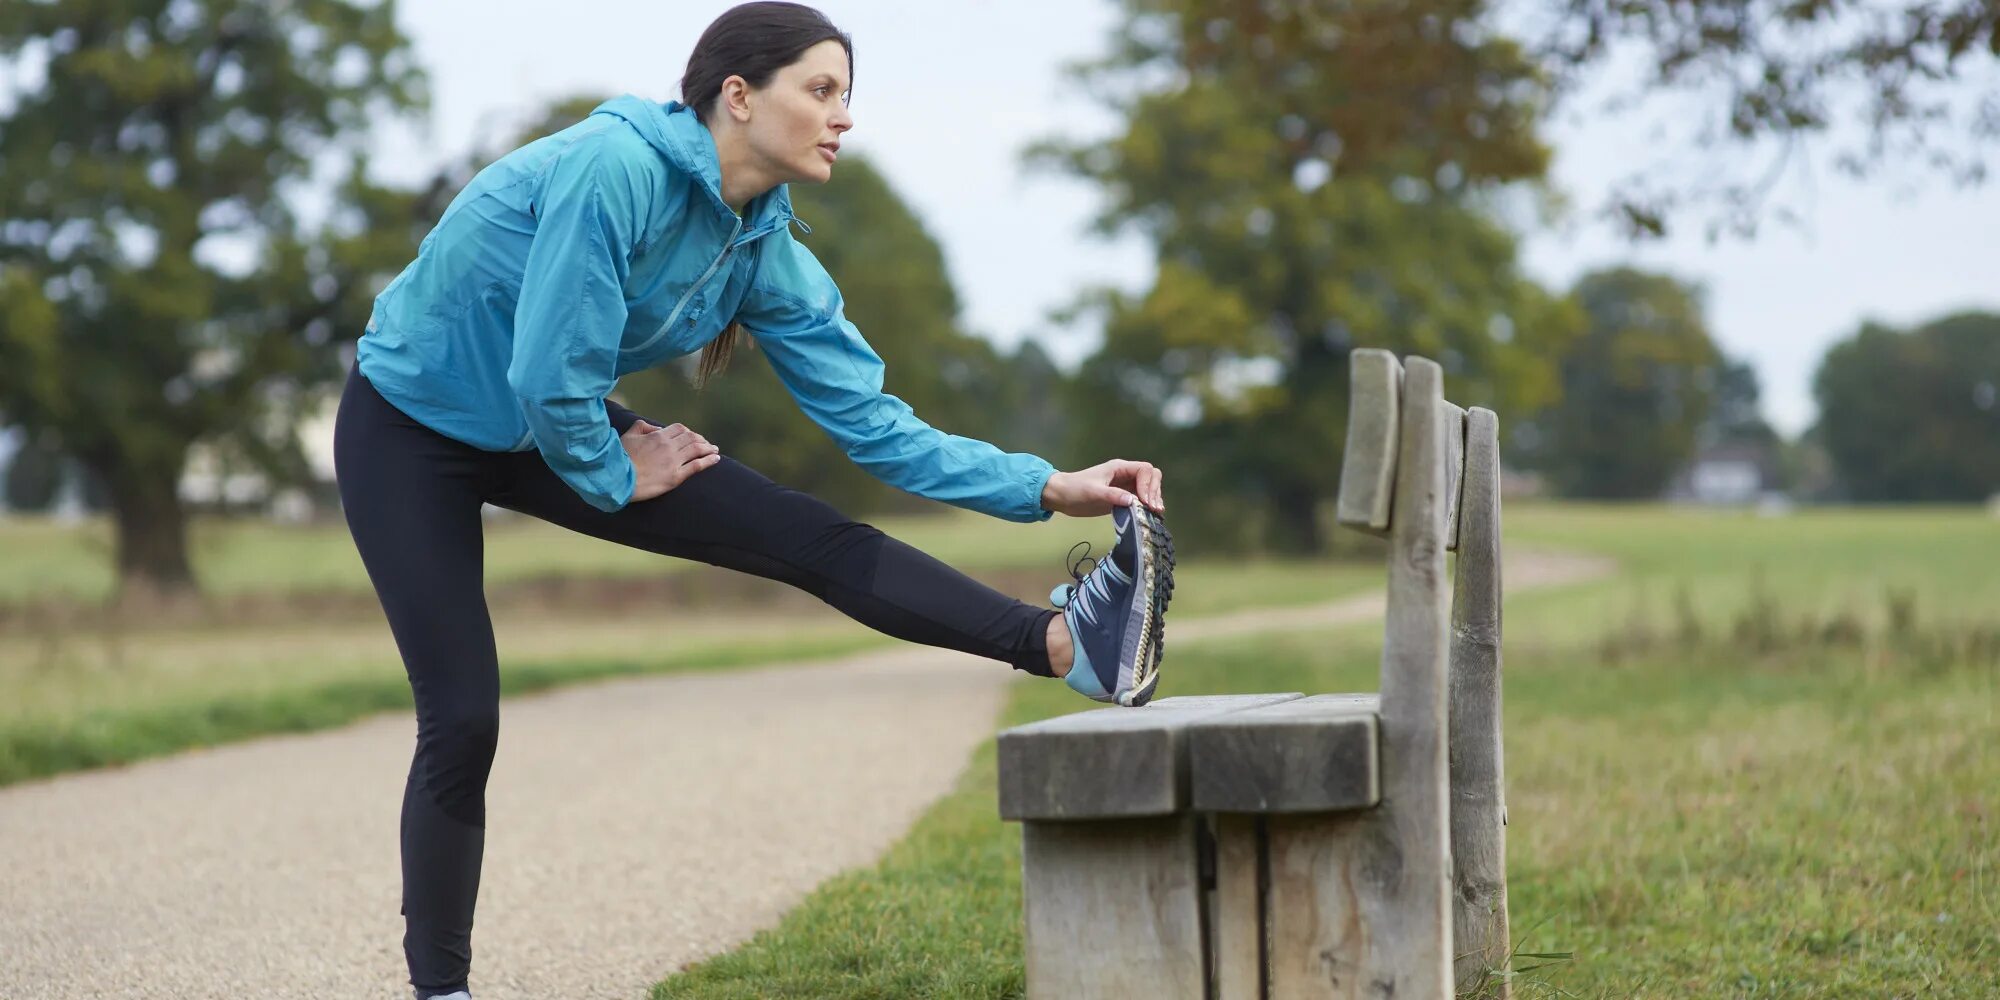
[493, 451, 1060, 677]
[335, 370, 501, 999]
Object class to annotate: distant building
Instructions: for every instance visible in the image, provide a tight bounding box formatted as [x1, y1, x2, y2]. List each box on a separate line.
[1664, 441, 1783, 506]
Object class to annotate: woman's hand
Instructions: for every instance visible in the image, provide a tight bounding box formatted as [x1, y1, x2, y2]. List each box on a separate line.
[1040, 459, 1166, 518]
[622, 420, 721, 502]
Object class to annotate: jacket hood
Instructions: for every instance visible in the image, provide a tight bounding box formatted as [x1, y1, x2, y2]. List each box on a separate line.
[590, 95, 796, 233]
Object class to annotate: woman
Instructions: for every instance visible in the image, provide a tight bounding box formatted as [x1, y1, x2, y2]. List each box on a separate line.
[333, 3, 1173, 997]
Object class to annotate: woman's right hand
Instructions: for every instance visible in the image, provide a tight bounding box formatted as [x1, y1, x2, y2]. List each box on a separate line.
[622, 420, 721, 502]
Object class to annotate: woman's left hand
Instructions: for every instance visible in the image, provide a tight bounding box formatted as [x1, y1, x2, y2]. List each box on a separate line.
[1040, 459, 1166, 518]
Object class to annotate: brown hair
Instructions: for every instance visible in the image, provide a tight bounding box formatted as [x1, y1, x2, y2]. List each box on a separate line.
[693, 323, 742, 389]
[680, 3, 851, 390]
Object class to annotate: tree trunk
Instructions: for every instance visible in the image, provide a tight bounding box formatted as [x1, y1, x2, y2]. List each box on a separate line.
[96, 452, 198, 604]
[1266, 479, 1325, 554]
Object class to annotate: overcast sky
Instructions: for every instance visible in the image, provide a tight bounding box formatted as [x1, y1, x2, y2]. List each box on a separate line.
[367, 1, 1997, 437]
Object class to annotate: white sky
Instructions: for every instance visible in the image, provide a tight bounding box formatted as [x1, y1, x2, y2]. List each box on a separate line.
[368, 1, 1998, 438]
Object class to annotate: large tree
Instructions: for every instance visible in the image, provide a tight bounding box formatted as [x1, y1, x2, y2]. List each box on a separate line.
[1520, 267, 1724, 498]
[1037, 0, 1579, 551]
[0, 0, 428, 599]
[1813, 311, 2000, 501]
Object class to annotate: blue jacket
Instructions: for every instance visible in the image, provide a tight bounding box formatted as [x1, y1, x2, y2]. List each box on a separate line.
[356, 96, 1056, 521]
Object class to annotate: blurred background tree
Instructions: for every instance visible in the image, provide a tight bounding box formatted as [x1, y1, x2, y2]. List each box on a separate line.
[1512, 267, 1724, 498]
[1033, 0, 1580, 551]
[1814, 311, 2000, 501]
[0, 0, 429, 599]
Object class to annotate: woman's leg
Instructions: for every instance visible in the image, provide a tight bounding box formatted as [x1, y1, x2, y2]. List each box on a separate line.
[335, 369, 502, 1000]
[491, 426, 1060, 678]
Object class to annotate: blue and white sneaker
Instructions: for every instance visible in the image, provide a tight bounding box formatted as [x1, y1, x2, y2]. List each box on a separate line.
[1051, 504, 1175, 707]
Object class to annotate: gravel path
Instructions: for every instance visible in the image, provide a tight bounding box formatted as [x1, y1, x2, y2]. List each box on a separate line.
[0, 551, 1609, 999]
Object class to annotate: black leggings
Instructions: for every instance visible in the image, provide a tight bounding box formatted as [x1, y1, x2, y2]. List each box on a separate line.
[332, 368, 1057, 998]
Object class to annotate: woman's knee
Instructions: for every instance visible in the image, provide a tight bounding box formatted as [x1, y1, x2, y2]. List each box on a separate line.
[415, 708, 501, 825]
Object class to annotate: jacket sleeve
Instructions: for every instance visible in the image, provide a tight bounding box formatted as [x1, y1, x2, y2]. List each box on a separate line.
[507, 131, 644, 512]
[737, 231, 1058, 523]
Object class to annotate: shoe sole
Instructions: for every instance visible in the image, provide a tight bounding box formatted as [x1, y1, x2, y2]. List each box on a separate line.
[1117, 506, 1175, 707]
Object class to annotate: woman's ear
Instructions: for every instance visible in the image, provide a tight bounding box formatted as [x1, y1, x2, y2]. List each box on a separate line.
[720, 75, 754, 123]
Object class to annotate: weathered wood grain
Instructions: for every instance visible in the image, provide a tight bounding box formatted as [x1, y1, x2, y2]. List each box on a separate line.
[1448, 406, 1511, 998]
[1212, 813, 1265, 1000]
[1335, 349, 1403, 534]
[1022, 815, 1208, 997]
[1187, 694, 1381, 814]
[1268, 355, 1455, 998]
[998, 694, 1303, 821]
[1443, 401, 1466, 553]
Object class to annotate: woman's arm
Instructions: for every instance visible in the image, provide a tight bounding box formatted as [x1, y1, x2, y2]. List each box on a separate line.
[507, 131, 649, 512]
[736, 230, 1061, 523]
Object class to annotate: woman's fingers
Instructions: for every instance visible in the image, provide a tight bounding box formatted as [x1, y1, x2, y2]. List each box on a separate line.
[1106, 459, 1165, 512]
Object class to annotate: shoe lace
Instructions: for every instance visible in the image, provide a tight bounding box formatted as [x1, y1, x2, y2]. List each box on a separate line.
[1066, 541, 1099, 583]
[1062, 541, 1114, 626]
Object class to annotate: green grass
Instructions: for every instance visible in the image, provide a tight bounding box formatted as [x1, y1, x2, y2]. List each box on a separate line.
[1503, 503, 2000, 637]
[652, 504, 2000, 998]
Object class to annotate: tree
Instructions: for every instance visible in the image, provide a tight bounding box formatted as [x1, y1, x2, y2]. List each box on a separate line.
[1813, 311, 2000, 501]
[1521, 267, 1723, 498]
[0, 0, 428, 599]
[1036, 0, 1579, 551]
[3, 435, 65, 513]
[1535, 0, 2000, 238]
[1704, 356, 1777, 451]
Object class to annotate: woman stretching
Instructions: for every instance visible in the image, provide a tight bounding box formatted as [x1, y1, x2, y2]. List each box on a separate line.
[332, 3, 1174, 997]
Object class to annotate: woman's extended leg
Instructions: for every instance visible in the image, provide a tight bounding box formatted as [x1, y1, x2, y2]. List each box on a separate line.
[490, 434, 1061, 678]
[335, 370, 504, 1000]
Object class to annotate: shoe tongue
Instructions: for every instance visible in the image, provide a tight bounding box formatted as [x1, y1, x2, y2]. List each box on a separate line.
[1110, 507, 1139, 579]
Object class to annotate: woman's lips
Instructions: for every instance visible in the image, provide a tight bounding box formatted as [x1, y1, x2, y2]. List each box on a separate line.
[818, 144, 838, 163]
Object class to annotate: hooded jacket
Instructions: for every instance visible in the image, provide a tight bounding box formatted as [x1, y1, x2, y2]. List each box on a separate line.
[355, 95, 1057, 521]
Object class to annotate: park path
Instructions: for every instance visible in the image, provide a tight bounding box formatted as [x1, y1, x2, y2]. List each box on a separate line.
[0, 551, 1608, 999]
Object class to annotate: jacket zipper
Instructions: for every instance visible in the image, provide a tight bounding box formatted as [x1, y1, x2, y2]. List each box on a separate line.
[623, 217, 743, 358]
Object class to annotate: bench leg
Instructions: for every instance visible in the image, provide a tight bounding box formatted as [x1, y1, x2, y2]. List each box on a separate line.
[1021, 817, 1208, 998]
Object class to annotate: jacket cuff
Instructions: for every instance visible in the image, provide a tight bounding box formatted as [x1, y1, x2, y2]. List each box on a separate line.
[1021, 462, 1057, 523]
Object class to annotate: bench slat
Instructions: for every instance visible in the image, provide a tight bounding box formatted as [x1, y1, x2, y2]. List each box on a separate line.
[998, 694, 1303, 822]
[1187, 694, 1382, 814]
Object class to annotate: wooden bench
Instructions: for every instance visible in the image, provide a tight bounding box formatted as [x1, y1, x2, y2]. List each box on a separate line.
[997, 350, 1512, 999]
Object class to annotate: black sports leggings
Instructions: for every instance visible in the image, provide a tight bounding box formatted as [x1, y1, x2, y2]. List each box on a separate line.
[333, 367, 1057, 998]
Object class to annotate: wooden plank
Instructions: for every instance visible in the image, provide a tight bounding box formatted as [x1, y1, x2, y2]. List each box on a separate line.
[1263, 812, 1369, 999]
[1187, 694, 1381, 814]
[998, 694, 1303, 822]
[1211, 813, 1264, 1000]
[1443, 401, 1467, 553]
[1270, 354, 1455, 998]
[1335, 349, 1403, 534]
[1449, 407, 1511, 999]
[1022, 815, 1208, 998]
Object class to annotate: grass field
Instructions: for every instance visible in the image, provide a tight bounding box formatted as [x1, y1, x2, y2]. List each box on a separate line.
[651, 504, 2000, 998]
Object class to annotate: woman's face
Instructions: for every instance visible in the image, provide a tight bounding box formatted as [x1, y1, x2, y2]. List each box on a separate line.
[742, 39, 853, 186]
